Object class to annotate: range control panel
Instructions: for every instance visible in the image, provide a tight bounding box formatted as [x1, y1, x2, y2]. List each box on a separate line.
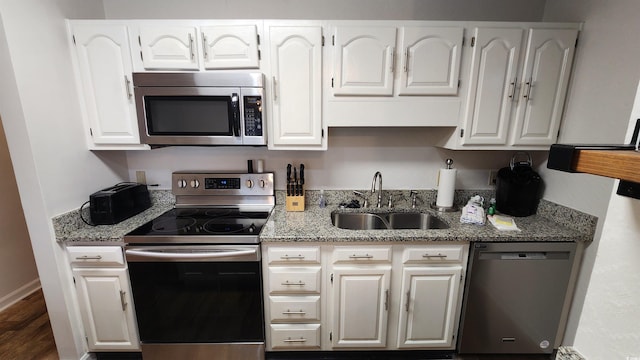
[172, 172, 274, 196]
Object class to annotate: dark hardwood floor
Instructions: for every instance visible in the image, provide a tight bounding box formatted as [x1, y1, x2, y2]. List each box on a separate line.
[0, 288, 58, 359]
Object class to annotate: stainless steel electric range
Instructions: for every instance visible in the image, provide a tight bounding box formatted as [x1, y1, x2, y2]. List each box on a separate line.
[124, 171, 274, 360]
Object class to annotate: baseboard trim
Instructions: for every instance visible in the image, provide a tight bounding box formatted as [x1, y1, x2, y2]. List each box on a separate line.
[0, 278, 41, 312]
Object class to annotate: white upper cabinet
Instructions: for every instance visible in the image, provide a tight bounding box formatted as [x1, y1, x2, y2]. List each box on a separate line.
[134, 22, 262, 71]
[462, 27, 524, 145]
[453, 25, 579, 149]
[397, 27, 463, 95]
[511, 28, 578, 145]
[138, 25, 199, 70]
[332, 26, 397, 96]
[70, 22, 146, 148]
[265, 23, 325, 150]
[201, 25, 260, 69]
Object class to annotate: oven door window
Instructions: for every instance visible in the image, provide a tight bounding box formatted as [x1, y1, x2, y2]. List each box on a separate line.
[144, 96, 237, 136]
[128, 261, 263, 343]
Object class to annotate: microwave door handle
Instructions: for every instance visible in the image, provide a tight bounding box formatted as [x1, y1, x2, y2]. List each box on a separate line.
[231, 93, 241, 137]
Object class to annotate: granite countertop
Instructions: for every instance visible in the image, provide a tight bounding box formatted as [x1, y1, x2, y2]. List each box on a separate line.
[260, 199, 595, 243]
[53, 189, 596, 245]
[53, 190, 175, 245]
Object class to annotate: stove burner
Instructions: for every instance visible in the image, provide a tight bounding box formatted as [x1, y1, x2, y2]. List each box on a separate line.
[174, 208, 199, 217]
[204, 209, 235, 218]
[202, 217, 257, 234]
[151, 217, 197, 233]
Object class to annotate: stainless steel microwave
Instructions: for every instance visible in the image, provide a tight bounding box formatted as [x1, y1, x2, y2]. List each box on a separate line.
[133, 72, 266, 146]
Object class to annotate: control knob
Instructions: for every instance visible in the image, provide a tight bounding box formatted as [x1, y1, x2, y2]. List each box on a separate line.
[245, 179, 254, 188]
[177, 179, 188, 188]
[259, 179, 266, 188]
[190, 179, 200, 188]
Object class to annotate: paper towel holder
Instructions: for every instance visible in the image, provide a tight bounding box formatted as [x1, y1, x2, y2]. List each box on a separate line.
[431, 158, 459, 212]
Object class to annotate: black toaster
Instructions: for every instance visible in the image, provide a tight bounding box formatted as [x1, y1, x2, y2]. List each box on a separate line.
[89, 183, 151, 225]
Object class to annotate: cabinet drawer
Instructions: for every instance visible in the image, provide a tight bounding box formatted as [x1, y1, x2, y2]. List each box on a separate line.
[269, 296, 320, 322]
[267, 246, 320, 264]
[268, 267, 321, 294]
[333, 246, 392, 263]
[270, 324, 321, 349]
[67, 246, 124, 267]
[402, 245, 465, 264]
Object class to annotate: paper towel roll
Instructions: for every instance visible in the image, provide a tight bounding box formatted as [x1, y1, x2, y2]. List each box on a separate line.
[436, 168, 457, 208]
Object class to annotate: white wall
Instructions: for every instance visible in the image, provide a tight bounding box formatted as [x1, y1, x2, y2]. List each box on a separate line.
[540, 0, 640, 355]
[103, 0, 546, 21]
[0, 115, 39, 311]
[572, 91, 640, 359]
[127, 128, 550, 192]
[0, 0, 134, 358]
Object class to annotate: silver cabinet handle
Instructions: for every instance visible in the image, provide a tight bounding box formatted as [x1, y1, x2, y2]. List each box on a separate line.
[405, 290, 411, 312]
[188, 33, 195, 61]
[404, 48, 410, 73]
[119, 290, 127, 311]
[508, 77, 517, 100]
[283, 337, 307, 343]
[390, 47, 395, 73]
[75, 255, 102, 260]
[201, 33, 208, 60]
[124, 76, 132, 99]
[349, 254, 373, 259]
[272, 76, 278, 101]
[282, 310, 307, 315]
[281, 280, 306, 286]
[280, 255, 305, 260]
[384, 289, 389, 311]
[422, 253, 447, 258]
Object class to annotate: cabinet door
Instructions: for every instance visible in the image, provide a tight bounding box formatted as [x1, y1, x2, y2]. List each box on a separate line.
[139, 26, 199, 70]
[73, 268, 139, 351]
[332, 26, 396, 96]
[397, 27, 463, 95]
[201, 25, 260, 69]
[331, 266, 391, 348]
[268, 26, 323, 147]
[72, 24, 141, 145]
[397, 266, 462, 349]
[462, 28, 524, 145]
[511, 29, 578, 145]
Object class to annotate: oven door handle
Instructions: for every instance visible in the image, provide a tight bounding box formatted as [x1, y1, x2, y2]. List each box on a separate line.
[125, 248, 257, 261]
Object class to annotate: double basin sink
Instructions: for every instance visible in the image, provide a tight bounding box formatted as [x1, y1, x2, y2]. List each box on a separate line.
[331, 211, 449, 230]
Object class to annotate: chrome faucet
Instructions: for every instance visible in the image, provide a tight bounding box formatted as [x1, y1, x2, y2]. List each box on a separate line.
[410, 190, 419, 209]
[371, 171, 383, 208]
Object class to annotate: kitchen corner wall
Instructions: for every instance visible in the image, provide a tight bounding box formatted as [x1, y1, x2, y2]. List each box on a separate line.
[540, 0, 640, 358]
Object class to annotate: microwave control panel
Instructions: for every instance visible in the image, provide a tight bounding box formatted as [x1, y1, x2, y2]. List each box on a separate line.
[244, 96, 263, 137]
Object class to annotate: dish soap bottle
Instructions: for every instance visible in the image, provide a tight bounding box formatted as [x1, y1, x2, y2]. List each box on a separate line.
[318, 190, 327, 208]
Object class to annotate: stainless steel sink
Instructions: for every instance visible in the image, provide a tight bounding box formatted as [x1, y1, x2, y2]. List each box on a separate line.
[331, 212, 449, 230]
[386, 212, 449, 230]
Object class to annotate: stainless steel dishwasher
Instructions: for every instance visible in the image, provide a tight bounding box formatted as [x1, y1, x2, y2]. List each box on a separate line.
[458, 242, 580, 356]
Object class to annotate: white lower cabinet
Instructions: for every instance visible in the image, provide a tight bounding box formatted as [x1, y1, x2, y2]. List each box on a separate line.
[262, 243, 468, 353]
[67, 246, 140, 351]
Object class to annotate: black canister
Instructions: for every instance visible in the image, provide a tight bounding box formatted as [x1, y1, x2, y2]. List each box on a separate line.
[495, 152, 542, 217]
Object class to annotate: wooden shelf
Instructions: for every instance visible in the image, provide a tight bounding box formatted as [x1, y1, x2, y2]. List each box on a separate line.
[573, 149, 640, 183]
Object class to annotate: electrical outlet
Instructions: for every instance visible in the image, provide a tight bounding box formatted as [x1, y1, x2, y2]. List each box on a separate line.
[488, 170, 498, 186]
[136, 170, 147, 184]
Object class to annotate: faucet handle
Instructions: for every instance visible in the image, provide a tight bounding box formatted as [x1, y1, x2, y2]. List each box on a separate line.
[387, 194, 393, 208]
[353, 190, 369, 208]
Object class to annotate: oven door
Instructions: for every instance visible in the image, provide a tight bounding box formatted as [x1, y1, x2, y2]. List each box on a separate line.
[125, 245, 264, 359]
[135, 86, 243, 146]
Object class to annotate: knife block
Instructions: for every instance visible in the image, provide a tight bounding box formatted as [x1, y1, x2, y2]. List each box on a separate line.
[286, 192, 305, 212]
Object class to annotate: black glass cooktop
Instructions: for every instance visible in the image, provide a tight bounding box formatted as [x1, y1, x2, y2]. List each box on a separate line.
[127, 208, 270, 236]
